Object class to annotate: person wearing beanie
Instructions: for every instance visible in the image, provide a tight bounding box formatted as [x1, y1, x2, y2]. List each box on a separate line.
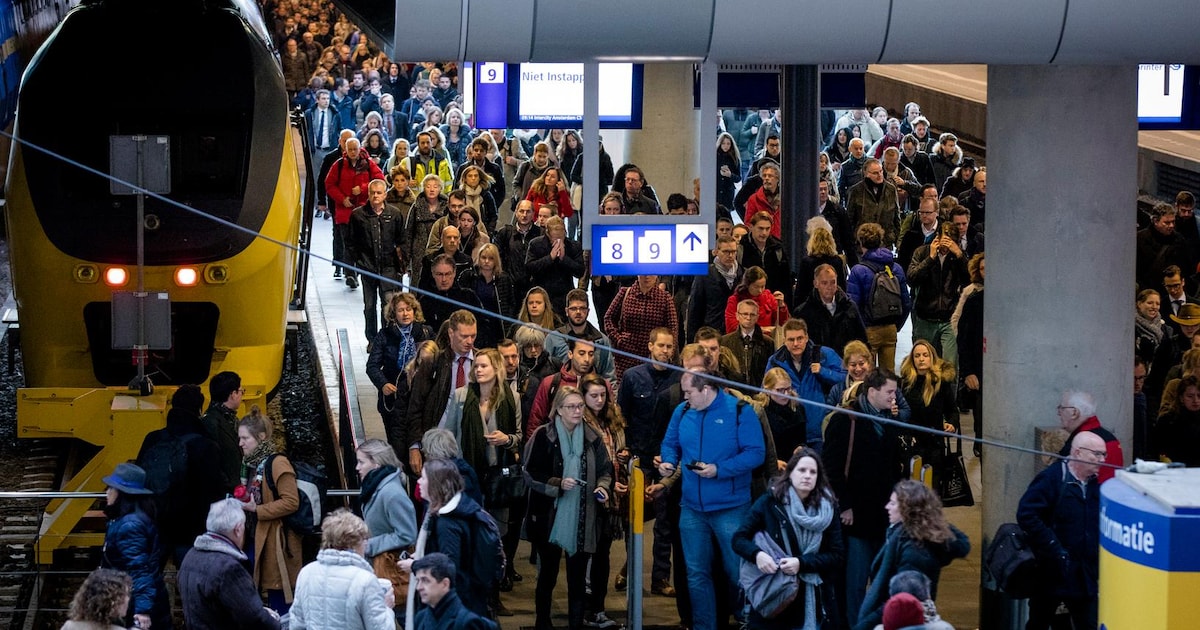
[882, 592, 926, 630]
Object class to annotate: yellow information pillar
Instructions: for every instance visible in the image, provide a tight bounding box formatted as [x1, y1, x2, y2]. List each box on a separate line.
[1098, 469, 1200, 630]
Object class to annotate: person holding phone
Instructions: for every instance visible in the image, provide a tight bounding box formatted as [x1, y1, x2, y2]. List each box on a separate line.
[523, 386, 613, 630]
[906, 215, 970, 366]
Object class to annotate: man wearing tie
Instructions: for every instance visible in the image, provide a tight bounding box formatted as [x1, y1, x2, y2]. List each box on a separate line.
[405, 308, 478, 475]
[306, 90, 339, 170]
[1162, 265, 1199, 338]
[378, 94, 402, 143]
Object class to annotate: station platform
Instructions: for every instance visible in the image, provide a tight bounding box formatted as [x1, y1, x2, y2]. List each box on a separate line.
[300, 212, 986, 628]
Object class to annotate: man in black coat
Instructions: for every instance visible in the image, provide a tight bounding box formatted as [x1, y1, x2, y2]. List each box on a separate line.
[1136, 202, 1190, 293]
[797, 264, 868, 356]
[178, 499, 281, 630]
[412, 553, 498, 630]
[347, 179, 405, 342]
[823, 369, 903, 629]
[817, 180, 859, 267]
[418, 255, 481, 334]
[136, 385, 227, 566]
[1017, 432, 1105, 630]
[406, 309, 478, 475]
[686, 235, 742, 340]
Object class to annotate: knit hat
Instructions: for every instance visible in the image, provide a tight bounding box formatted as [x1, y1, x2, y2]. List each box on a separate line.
[883, 592, 926, 630]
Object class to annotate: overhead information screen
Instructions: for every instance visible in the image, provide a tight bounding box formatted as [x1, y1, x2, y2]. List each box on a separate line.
[1139, 64, 1185, 124]
[1138, 64, 1197, 130]
[473, 62, 644, 129]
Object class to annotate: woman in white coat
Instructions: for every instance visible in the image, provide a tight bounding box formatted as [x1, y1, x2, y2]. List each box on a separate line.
[289, 510, 395, 630]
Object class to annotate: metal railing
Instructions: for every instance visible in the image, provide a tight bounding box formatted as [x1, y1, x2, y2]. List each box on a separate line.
[335, 328, 365, 508]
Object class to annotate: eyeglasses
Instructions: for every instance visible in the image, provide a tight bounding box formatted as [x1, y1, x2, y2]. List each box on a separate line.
[1056, 405, 1076, 413]
[560, 403, 585, 411]
[1165, 282, 1184, 289]
[236, 388, 246, 394]
[1077, 447, 1107, 459]
[771, 387, 791, 394]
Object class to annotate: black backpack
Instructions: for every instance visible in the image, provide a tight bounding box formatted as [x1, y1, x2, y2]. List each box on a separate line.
[469, 509, 506, 591]
[264, 454, 329, 536]
[860, 260, 903, 322]
[138, 431, 200, 513]
[983, 522, 1038, 598]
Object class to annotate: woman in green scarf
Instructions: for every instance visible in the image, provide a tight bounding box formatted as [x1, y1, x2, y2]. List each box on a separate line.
[522, 386, 613, 630]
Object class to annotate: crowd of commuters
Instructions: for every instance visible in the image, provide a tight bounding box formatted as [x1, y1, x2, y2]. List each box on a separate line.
[61, 2, 1192, 628]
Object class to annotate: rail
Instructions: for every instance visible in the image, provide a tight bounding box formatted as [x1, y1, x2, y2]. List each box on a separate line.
[335, 328, 365, 507]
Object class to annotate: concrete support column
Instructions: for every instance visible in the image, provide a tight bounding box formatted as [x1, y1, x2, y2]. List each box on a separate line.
[622, 63, 701, 201]
[980, 65, 1137, 629]
[781, 65, 820, 272]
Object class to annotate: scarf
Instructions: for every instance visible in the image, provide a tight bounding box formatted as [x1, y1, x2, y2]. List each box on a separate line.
[463, 181, 486, 212]
[360, 465, 396, 507]
[549, 418, 584, 555]
[405, 512, 433, 630]
[715, 259, 739, 289]
[1135, 312, 1165, 348]
[854, 394, 887, 439]
[396, 324, 416, 373]
[243, 440, 277, 473]
[784, 492, 834, 630]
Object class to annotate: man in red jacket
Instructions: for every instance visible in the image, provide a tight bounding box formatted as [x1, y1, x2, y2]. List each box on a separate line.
[744, 161, 782, 238]
[1056, 390, 1123, 484]
[324, 137, 383, 289]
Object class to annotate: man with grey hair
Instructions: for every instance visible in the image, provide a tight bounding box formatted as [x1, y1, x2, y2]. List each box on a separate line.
[1054, 390, 1123, 483]
[178, 499, 280, 629]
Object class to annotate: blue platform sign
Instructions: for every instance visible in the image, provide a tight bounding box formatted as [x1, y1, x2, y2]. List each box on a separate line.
[591, 224, 709, 276]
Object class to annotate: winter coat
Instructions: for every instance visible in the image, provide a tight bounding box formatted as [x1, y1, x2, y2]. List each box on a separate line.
[525, 186, 575, 218]
[688, 263, 744, 341]
[901, 368, 959, 464]
[725, 287, 789, 334]
[523, 422, 613, 552]
[524, 235, 585, 313]
[847, 248, 913, 327]
[796, 289, 868, 358]
[765, 343, 847, 445]
[426, 493, 498, 617]
[406, 348, 459, 447]
[823, 397, 903, 540]
[288, 549, 393, 630]
[897, 220, 940, 274]
[928, 145, 961, 193]
[251, 456, 303, 602]
[101, 508, 172, 629]
[1016, 462, 1100, 599]
[617, 364, 681, 461]
[732, 492, 844, 630]
[347, 203, 405, 280]
[178, 532, 281, 630]
[745, 188, 782, 238]
[795, 254, 847, 308]
[719, 328, 774, 390]
[324, 156, 384, 224]
[660, 389, 766, 513]
[412, 591, 497, 630]
[201, 403, 242, 492]
[907, 245, 969, 322]
[604, 283, 680, 380]
[739, 236, 792, 296]
[402, 194, 448, 282]
[136, 408, 228, 546]
[956, 287, 984, 382]
[717, 150, 742, 210]
[361, 470, 417, 558]
[855, 522, 970, 630]
[846, 180, 901, 248]
[456, 267, 516, 350]
[492, 223, 543, 295]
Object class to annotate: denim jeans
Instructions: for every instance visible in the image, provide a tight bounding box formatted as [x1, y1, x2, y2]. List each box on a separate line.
[911, 315, 958, 367]
[843, 534, 882, 628]
[679, 504, 746, 630]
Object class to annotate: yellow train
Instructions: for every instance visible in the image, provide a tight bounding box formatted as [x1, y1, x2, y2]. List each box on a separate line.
[3, 0, 301, 562]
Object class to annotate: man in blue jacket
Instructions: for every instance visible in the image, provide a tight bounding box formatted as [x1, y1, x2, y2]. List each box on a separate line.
[847, 222, 913, 372]
[659, 369, 766, 630]
[765, 318, 847, 453]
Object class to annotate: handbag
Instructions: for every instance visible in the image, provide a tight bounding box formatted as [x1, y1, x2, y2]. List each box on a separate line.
[738, 531, 800, 619]
[482, 448, 526, 507]
[937, 437, 975, 507]
[372, 548, 412, 605]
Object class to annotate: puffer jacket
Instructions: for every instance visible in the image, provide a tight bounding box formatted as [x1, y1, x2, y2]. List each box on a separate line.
[289, 549, 393, 630]
[178, 532, 280, 630]
[101, 509, 172, 629]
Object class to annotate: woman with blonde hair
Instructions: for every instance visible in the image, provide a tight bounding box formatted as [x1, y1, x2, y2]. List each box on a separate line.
[355, 440, 416, 613]
[899, 340, 958, 472]
[237, 409, 301, 614]
[457, 243, 515, 349]
[857, 480, 969, 629]
[289, 510, 395, 628]
[756, 367, 807, 459]
[457, 163, 498, 232]
[795, 216, 846, 304]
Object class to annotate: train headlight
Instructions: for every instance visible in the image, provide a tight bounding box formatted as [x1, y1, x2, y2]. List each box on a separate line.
[174, 267, 199, 287]
[204, 265, 229, 284]
[104, 267, 128, 287]
[73, 264, 98, 283]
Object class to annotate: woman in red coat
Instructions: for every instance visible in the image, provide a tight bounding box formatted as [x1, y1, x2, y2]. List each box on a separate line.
[725, 265, 789, 336]
[525, 166, 574, 219]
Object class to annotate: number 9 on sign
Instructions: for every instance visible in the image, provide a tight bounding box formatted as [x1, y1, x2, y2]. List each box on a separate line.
[638, 230, 673, 263]
[599, 231, 635, 265]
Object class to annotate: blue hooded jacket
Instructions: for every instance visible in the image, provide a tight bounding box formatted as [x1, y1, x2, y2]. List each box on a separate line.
[765, 342, 847, 446]
[660, 389, 766, 512]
